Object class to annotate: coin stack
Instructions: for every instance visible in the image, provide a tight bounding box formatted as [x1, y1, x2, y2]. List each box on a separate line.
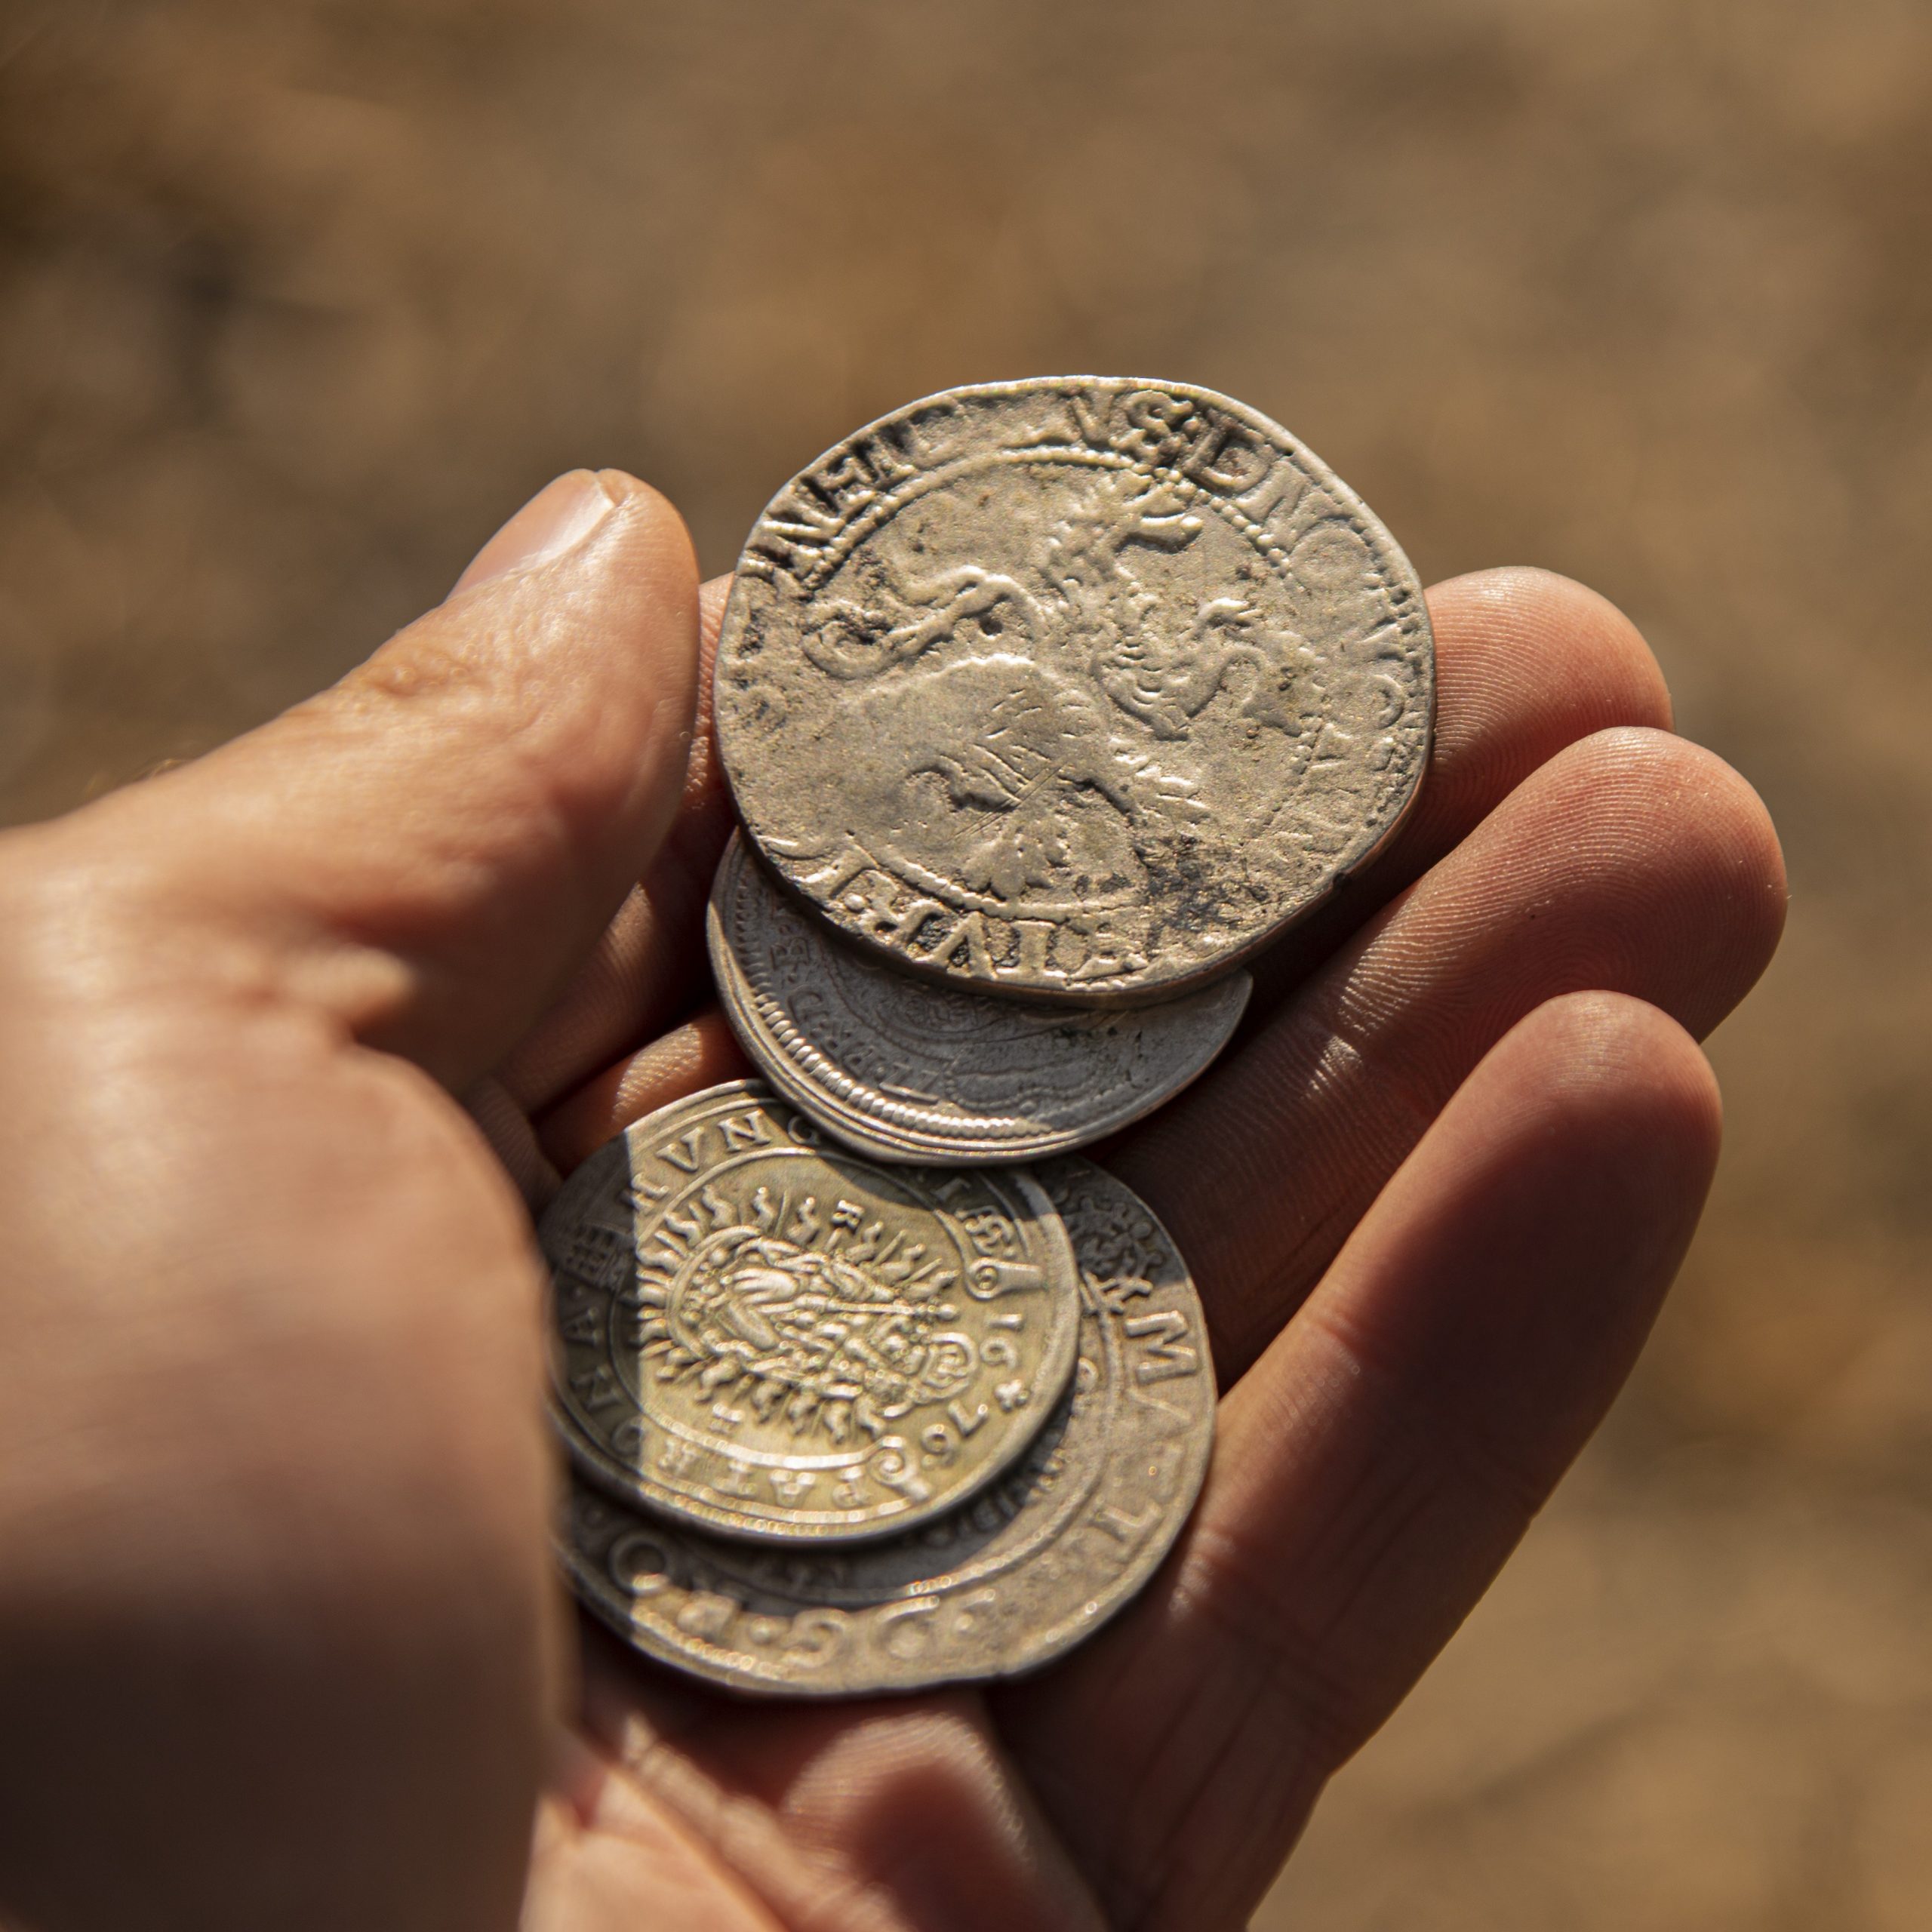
[540, 377, 1434, 1697]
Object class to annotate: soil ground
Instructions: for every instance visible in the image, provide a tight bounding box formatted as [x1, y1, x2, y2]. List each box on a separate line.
[4, 3, 1930, 1924]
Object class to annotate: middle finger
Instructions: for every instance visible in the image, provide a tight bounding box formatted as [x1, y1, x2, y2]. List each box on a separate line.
[1112, 723, 1785, 1378]
[525, 565, 1676, 1168]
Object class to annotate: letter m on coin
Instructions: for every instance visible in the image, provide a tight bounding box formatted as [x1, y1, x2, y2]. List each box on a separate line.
[1123, 1309, 1200, 1383]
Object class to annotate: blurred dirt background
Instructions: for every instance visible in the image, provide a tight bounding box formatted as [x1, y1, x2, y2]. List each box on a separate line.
[3, 1, 1929, 1924]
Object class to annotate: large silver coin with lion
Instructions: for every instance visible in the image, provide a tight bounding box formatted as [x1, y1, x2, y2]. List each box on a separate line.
[560, 1158, 1216, 1695]
[541, 1082, 1081, 1543]
[713, 377, 1433, 1005]
[708, 832, 1249, 1164]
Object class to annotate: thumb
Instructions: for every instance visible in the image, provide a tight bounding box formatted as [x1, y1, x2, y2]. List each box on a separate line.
[65, 469, 701, 1089]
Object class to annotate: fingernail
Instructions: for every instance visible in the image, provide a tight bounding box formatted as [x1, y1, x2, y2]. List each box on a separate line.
[452, 471, 618, 595]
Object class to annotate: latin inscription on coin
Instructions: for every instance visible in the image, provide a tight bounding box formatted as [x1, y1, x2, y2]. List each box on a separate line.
[714, 377, 1433, 1004]
[541, 1082, 1081, 1543]
[708, 832, 1250, 1164]
[559, 1158, 1216, 1695]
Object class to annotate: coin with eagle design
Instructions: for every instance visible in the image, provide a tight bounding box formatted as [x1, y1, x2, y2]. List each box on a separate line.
[713, 377, 1432, 1005]
[541, 1081, 1081, 1543]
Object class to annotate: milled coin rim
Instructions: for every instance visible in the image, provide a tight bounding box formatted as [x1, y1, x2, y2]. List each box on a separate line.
[712, 374, 1436, 1008]
[707, 832, 1251, 1164]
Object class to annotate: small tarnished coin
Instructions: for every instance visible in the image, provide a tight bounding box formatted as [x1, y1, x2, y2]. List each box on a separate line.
[714, 376, 1433, 1006]
[558, 1158, 1215, 1696]
[707, 832, 1249, 1164]
[541, 1081, 1081, 1544]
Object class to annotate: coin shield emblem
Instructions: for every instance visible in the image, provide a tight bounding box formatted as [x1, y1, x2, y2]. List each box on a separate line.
[558, 1158, 1217, 1694]
[542, 1082, 1082, 1542]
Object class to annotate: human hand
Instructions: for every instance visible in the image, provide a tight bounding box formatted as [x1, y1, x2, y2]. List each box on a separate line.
[0, 470, 1784, 1932]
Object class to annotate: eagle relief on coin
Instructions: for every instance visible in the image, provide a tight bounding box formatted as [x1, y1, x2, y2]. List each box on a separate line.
[707, 832, 1249, 1164]
[540, 1082, 1082, 1543]
[713, 377, 1434, 1004]
[559, 1158, 1217, 1695]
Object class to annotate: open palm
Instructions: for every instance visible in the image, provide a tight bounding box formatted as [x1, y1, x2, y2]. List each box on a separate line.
[0, 472, 1783, 1932]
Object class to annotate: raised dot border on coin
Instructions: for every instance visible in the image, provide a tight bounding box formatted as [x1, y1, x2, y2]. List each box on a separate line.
[713, 375, 1435, 1008]
[541, 1081, 1084, 1546]
[707, 832, 1251, 1165]
[558, 1157, 1216, 1697]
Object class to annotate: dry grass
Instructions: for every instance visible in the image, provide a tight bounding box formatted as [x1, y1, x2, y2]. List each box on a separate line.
[4, 2, 1929, 1923]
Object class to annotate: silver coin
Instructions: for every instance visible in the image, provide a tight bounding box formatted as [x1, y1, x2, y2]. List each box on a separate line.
[707, 832, 1250, 1164]
[559, 1158, 1216, 1696]
[541, 1081, 1081, 1544]
[714, 376, 1433, 1005]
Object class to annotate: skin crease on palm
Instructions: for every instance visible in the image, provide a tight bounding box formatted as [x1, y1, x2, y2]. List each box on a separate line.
[0, 469, 1786, 1932]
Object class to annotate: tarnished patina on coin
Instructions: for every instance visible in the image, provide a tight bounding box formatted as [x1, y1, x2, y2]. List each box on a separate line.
[707, 832, 1250, 1164]
[541, 1081, 1081, 1544]
[714, 376, 1433, 1005]
[558, 1158, 1215, 1695]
